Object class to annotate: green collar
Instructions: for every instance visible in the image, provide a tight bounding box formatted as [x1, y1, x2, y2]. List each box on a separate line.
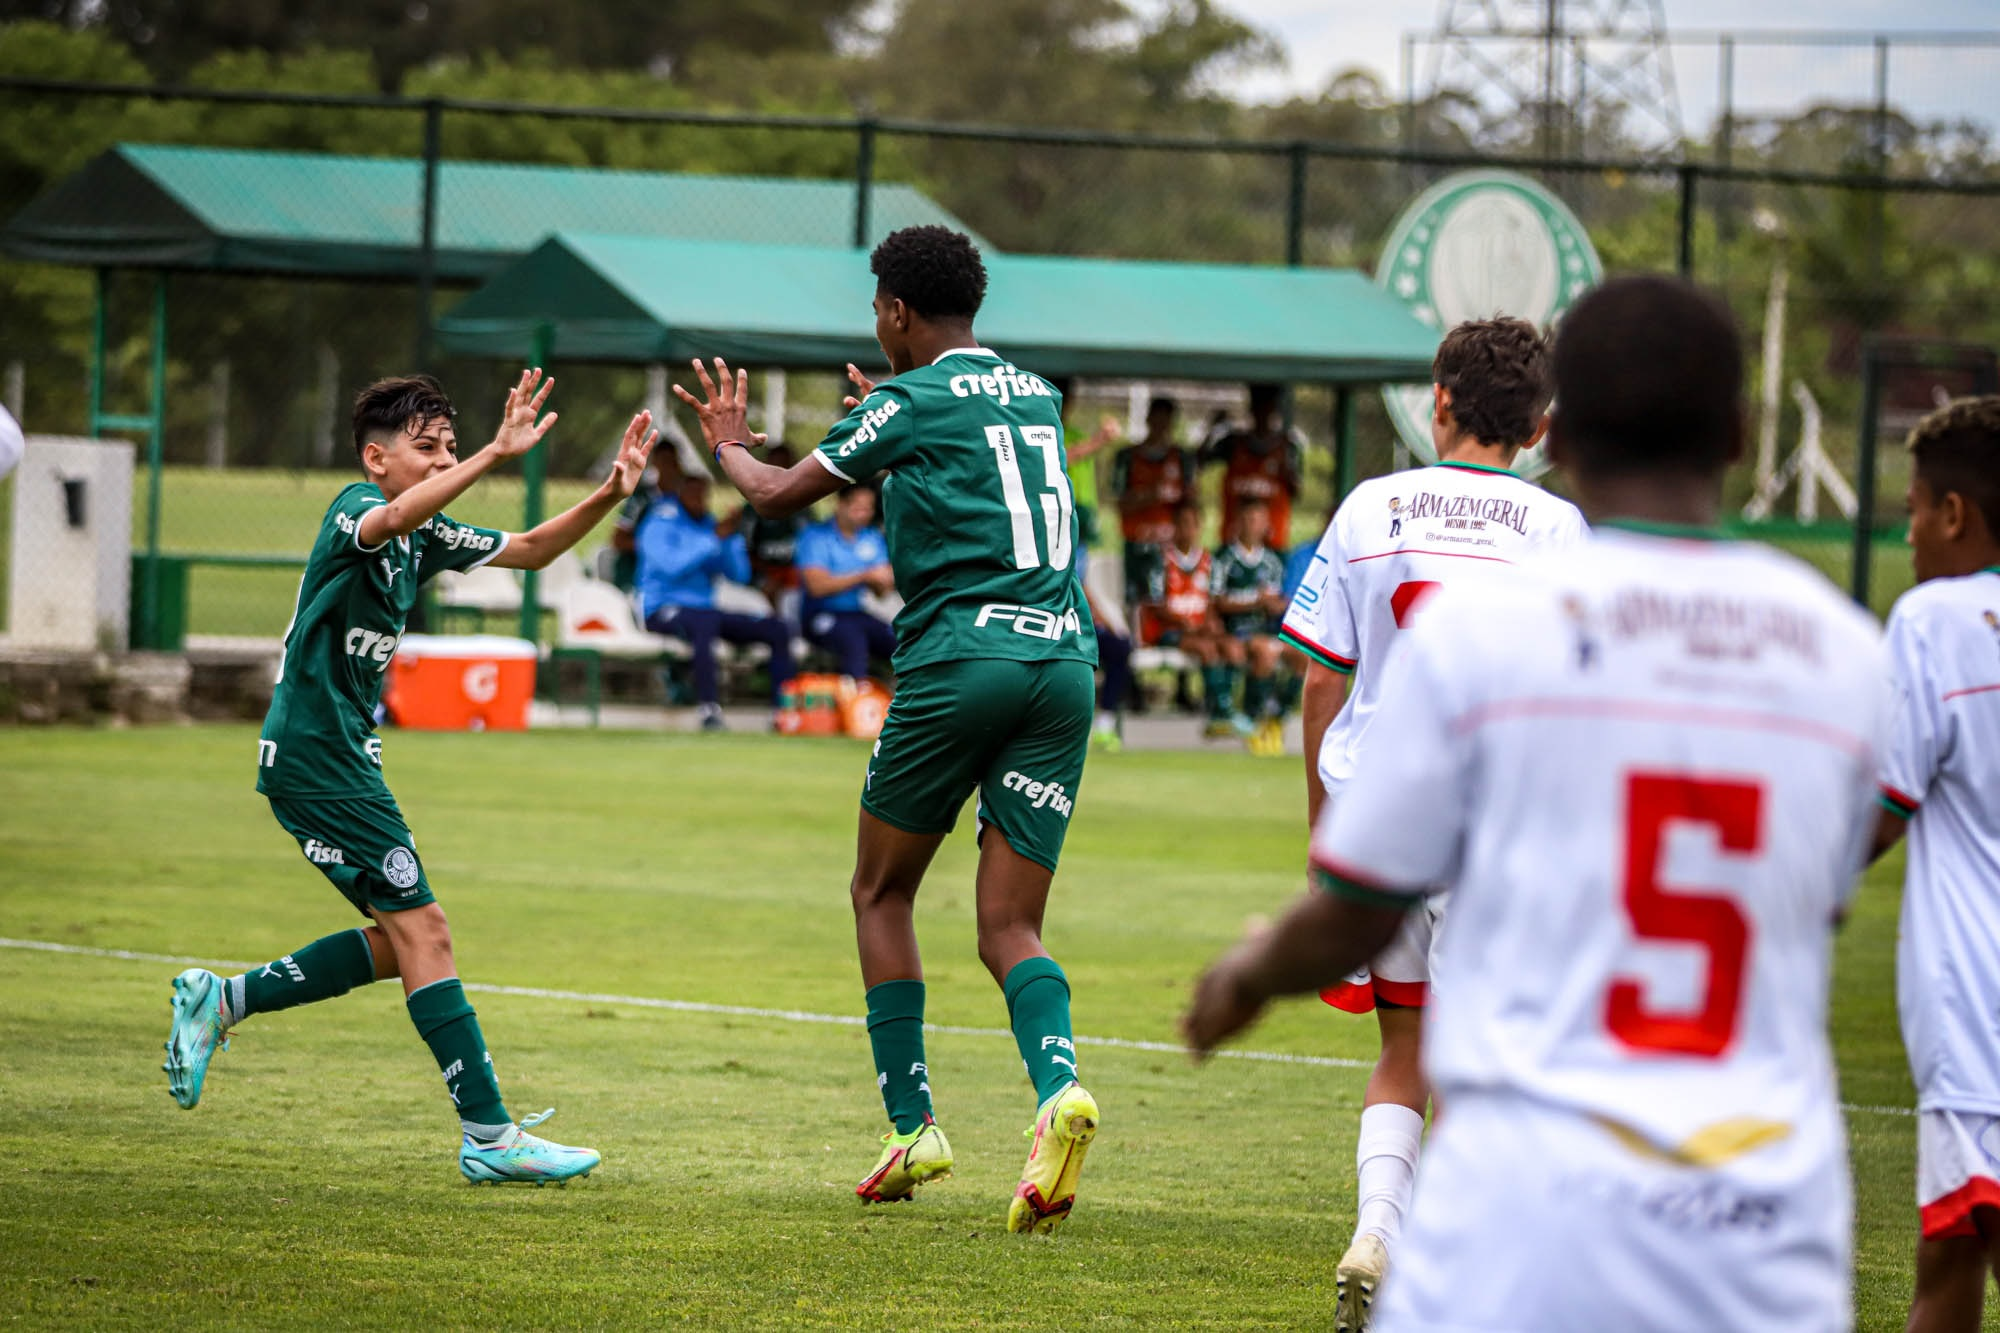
[1434, 459, 1513, 476]
[1598, 517, 1727, 542]
[1983, 565, 2000, 577]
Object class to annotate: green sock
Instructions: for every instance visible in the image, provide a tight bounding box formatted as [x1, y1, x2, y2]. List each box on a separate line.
[1243, 672, 1271, 719]
[1203, 665, 1238, 719]
[405, 978, 511, 1138]
[227, 928, 374, 1024]
[1003, 956, 1077, 1105]
[1277, 670, 1303, 717]
[865, 980, 933, 1134]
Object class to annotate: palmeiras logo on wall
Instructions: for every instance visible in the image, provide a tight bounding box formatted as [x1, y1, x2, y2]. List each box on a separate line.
[1376, 170, 1601, 479]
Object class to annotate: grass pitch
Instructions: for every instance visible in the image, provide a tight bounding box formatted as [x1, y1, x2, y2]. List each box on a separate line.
[0, 725, 1954, 1328]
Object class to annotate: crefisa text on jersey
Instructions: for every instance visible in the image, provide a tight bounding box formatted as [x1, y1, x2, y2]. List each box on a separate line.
[947, 365, 1054, 406]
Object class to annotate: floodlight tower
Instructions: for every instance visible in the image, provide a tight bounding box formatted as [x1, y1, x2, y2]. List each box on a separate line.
[1423, 0, 1683, 157]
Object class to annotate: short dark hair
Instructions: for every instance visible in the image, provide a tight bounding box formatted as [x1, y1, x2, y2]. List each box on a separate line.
[1148, 396, 1177, 417]
[1248, 383, 1283, 412]
[351, 375, 455, 463]
[870, 225, 986, 321]
[1433, 317, 1551, 447]
[837, 482, 875, 503]
[1908, 396, 2000, 537]
[1551, 276, 1743, 479]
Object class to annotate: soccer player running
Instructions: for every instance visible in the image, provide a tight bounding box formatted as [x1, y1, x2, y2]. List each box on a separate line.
[163, 370, 657, 1185]
[1279, 316, 1583, 1325]
[1869, 397, 2000, 1333]
[1186, 276, 1891, 1332]
[673, 226, 1102, 1234]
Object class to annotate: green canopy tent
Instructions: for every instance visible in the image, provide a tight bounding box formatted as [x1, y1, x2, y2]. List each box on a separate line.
[437, 232, 1438, 385]
[438, 232, 1441, 549]
[2, 144, 980, 644]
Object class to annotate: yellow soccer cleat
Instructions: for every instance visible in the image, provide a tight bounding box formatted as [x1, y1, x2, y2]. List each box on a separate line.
[1335, 1231, 1389, 1332]
[1007, 1082, 1100, 1235]
[855, 1118, 953, 1203]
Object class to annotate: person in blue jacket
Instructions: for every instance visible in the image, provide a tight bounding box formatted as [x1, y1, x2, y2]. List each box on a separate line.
[796, 484, 898, 680]
[636, 468, 795, 729]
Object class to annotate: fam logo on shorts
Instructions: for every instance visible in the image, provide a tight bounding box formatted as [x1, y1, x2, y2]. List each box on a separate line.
[382, 846, 421, 892]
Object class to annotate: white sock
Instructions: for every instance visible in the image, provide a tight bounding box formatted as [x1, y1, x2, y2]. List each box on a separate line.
[1353, 1102, 1425, 1246]
[1094, 710, 1116, 732]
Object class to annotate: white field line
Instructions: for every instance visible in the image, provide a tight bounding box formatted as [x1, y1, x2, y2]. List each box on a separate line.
[0, 935, 1918, 1118]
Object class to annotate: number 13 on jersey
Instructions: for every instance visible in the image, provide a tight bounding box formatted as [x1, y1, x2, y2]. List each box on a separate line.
[987, 424, 1074, 572]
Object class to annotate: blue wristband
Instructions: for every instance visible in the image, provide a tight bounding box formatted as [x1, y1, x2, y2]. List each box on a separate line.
[713, 439, 747, 464]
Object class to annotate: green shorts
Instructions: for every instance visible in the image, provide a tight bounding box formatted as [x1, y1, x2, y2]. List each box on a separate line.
[862, 657, 1094, 873]
[266, 789, 434, 918]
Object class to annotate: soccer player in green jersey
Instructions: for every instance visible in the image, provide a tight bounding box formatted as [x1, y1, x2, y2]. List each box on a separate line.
[673, 226, 1102, 1234]
[162, 368, 657, 1185]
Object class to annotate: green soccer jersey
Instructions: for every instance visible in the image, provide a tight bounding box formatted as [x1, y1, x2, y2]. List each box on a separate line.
[814, 348, 1097, 674]
[257, 482, 508, 797]
[1211, 541, 1285, 634]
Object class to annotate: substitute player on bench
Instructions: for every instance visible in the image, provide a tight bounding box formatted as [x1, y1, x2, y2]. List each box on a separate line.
[1278, 317, 1583, 1325]
[1870, 396, 2000, 1333]
[163, 371, 657, 1184]
[1188, 276, 1891, 1332]
[674, 226, 1102, 1235]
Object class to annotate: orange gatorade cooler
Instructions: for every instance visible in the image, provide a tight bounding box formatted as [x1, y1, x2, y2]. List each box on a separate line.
[839, 678, 892, 741]
[385, 634, 537, 731]
[775, 673, 845, 736]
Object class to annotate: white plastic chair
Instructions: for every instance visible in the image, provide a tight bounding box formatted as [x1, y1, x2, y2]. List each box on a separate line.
[433, 562, 521, 632]
[547, 582, 687, 724]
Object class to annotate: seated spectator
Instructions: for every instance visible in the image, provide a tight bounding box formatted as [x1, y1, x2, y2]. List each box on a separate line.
[1111, 396, 1196, 615]
[611, 447, 681, 591]
[738, 443, 805, 611]
[797, 484, 897, 681]
[1137, 501, 1230, 732]
[1212, 496, 1298, 756]
[635, 468, 795, 731]
[1200, 383, 1305, 554]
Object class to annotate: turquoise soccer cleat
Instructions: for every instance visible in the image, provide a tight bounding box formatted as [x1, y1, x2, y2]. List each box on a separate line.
[459, 1108, 602, 1185]
[163, 967, 230, 1109]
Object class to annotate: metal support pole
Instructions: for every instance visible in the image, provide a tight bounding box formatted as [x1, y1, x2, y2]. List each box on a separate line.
[1868, 37, 1889, 311]
[1851, 342, 1881, 607]
[415, 98, 442, 371]
[517, 322, 553, 644]
[853, 118, 877, 249]
[141, 272, 168, 649]
[1285, 141, 1308, 267]
[1400, 35, 1417, 195]
[88, 268, 108, 435]
[1333, 386, 1356, 503]
[1676, 166, 1697, 278]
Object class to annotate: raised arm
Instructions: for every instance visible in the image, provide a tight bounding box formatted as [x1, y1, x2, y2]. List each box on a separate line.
[358, 369, 556, 548]
[491, 411, 658, 570]
[673, 358, 843, 519]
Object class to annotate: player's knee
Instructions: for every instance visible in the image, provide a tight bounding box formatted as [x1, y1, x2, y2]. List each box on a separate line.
[849, 868, 917, 916]
[382, 901, 453, 958]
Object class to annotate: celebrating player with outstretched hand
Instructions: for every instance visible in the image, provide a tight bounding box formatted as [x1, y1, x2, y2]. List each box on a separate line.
[163, 370, 656, 1185]
[675, 225, 1103, 1235]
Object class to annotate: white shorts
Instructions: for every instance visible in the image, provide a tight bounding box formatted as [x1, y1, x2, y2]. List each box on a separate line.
[1377, 1096, 1851, 1333]
[1318, 893, 1446, 1013]
[1918, 1108, 2000, 1240]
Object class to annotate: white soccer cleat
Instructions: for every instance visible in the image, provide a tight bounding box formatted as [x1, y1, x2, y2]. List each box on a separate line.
[1335, 1231, 1389, 1332]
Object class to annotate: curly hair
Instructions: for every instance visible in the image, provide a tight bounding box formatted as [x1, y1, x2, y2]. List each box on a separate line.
[1908, 395, 2000, 536]
[1551, 277, 1742, 478]
[1432, 316, 1552, 448]
[351, 374, 456, 463]
[870, 225, 987, 321]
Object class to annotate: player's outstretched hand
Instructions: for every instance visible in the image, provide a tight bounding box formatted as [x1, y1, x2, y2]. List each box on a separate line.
[607, 410, 659, 498]
[841, 363, 879, 410]
[491, 367, 557, 458]
[1181, 921, 1275, 1060]
[672, 358, 766, 454]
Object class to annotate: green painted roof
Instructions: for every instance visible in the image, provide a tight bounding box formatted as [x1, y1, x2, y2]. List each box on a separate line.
[1, 144, 980, 278]
[437, 233, 1439, 384]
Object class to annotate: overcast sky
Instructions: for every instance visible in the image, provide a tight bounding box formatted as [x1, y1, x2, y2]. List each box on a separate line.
[1216, 1, 1999, 135]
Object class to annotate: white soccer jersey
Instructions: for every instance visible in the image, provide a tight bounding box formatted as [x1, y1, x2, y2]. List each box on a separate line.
[1315, 524, 1889, 1168]
[1279, 460, 1586, 796]
[1878, 567, 2000, 1114]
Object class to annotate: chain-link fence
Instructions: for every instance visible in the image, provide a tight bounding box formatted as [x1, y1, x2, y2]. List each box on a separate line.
[1, 76, 1994, 642]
